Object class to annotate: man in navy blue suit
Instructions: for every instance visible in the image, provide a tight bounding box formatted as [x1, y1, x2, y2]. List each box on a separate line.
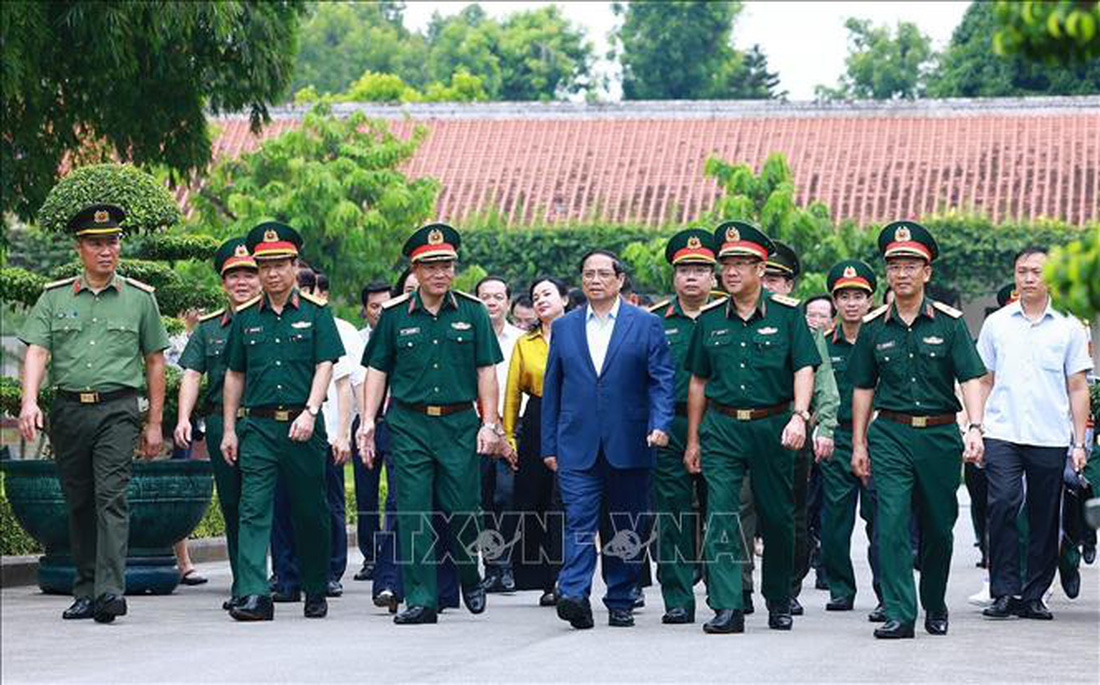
[542, 249, 675, 629]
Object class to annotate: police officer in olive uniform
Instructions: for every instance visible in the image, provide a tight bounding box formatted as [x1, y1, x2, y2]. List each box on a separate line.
[221, 222, 345, 621]
[174, 237, 260, 611]
[848, 221, 987, 639]
[819, 260, 884, 619]
[683, 221, 821, 634]
[647, 228, 719, 624]
[357, 223, 505, 625]
[761, 241, 839, 615]
[19, 203, 169, 623]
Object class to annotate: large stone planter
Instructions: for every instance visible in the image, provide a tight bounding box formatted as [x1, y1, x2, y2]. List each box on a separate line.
[0, 459, 213, 595]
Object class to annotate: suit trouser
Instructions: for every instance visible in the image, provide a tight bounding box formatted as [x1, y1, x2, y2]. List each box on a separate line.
[204, 414, 242, 598]
[819, 428, 881, 602]
[984, 438, 1065, 601]
[351, 416, 384, 563]
[964, 462, 989, 563]
[653, 415, 706, 612]
[790, 441, 813, 597]
[481, 454, 515, 571]
[557, 450, 652, 610]
[702, 410, 794, 611]
[870, 419, 961, 624]
[237, 418, 331, 597]
[51, 394, 141, 599]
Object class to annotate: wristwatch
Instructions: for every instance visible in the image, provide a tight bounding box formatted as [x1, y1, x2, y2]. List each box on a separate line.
[482, 421, 504, 437]
[306, 404, 320, 418]
[793, 409, 811, 423]
[967, 423, 984, 435]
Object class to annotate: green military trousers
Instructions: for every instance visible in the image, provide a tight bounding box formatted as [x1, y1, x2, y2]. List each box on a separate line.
[790, 442, 813, 597]
[50, 394, 141, 599]
[204, 414, 242, 598]
[236, 417, 331, 597]
[387, 403, 482, 609]
[653, 415, 707, 612]
[740, 477, 756, 593]
[869, 419, 961, 624]
[701, 410, 794, 611]
[819, 428, 880, 603]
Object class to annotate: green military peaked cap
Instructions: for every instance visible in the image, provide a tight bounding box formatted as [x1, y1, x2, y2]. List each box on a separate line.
[665, 228, 717, 265]
[996, 283, 1019, 308]
[403, 222, 461, 263]
[766, 240, 801, 278]
[878, 220, 939, 262]
[713, 220, 774, 261]
[67, 203, 125, 237]
[827, 259, 877, 294]
[213, 237, 257, 275]
[246, 221, 301, 260]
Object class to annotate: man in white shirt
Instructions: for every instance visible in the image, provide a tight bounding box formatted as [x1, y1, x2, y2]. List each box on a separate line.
[976, 246, 1093, 621]
[476, 276, 525, 592]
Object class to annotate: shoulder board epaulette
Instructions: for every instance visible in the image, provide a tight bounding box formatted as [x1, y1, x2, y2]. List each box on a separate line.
[863, 304, 889, 323]
[932, 301, 963, 318]
[701, 297, 729, 313]
[299, 290, 327, 307]
[198, 308, 226, 323]
[43, 276, 77, 290]
[381, 292, 412, 310]
[647, 299, 670, 314]
[123, 277, 156, 293]
[237, 295, 262, 311]
[770, 293, 800, 307]
[454, 290, 481, 303]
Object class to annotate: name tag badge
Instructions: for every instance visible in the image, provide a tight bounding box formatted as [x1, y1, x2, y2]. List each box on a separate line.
[451, 321, 472, 331]
[291, 321, 312, 329]
[922, 336, 944, 345]
[665, 328, 679, 336]
[245, 326, 263, 334]
[399, 327, 421, 336]
[757, 327, 778, 335]
[831, 356, 844, 364]
[876, 340, 895, 351]
[711, 329, 729, 337]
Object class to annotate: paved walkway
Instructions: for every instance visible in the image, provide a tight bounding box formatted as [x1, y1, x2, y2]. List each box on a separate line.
[2, 493, 1098, 683]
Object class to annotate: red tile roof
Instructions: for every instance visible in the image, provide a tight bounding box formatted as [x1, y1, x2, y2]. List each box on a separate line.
[184, 98, 1100, 227]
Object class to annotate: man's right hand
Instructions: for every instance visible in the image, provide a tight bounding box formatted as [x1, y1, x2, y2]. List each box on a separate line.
[851, 442, 871, 484]
[174, 420, 192, 449]
[683, 441, 702, 474]
[543, 456, 557, 472]
[221, 429, 239, 466]
[357, 419, 376, 469]
[18, 401, 43, 443]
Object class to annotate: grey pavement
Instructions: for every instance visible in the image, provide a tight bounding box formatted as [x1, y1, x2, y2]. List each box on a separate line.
[2, 490, 1098, 684]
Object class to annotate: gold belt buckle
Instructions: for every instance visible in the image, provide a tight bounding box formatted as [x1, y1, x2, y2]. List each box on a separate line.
[275, 409, 290, 422]
[736, 409, 752, 421]
[911, 416, 927, 428]
[238, 408, 248, 418]
[79, 392, 98, 404]
[426, 405, 443, 417]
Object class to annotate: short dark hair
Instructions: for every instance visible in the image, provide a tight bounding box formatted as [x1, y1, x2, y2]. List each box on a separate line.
[511, 294, 533, 312]
[1014, 245, 1047, 264]
[528, 275, 569, 301]
[804, 294, 835, 318]
[566, 287, 588, 311]
[393, 267, 414, 297]
[296, 266, 316, 290]
[578, 249, 625, 276]
[315, 271, 329, 294]
[475, 275, 510, 299]
[361, 281, 392, 306]
[621, 273, 635, 295]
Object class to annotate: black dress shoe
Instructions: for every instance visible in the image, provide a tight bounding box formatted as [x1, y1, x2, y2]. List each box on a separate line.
[632, 586, 646, 609]
[93, 594, 127, 624]
[499, 568, 516, 593]
[556, 596, 594, 630]
[814, 573, 829, 591]
[789, 597, 804, 616]
[661, 607, 695, 624]
[373, 589, 399, 614]
[394, 605, 437, 624]
[826, 596, 854, 611]
[1015, 599, 1053, 620]
[481, 570, 502, 593]
[766, 602, 792, 631]
[353, 563, 374, 582]
[230, 595, 274, 621]
[271, 587, 301, 603]
[608, 608, 634, 627]
[1084, 544, 1096, 565]
[873, 620, 915, 639]
[222, 596, 241, 611]
[982, 596, 1019, 619]
[867, 603, 887, 623]
[304, 594, 328, 618]
[742, 591, 755, 615]
[1061, 565, 1081, 599]
[925, 610, 949, 635]
[326, 580, 343, 598]
[703, 609, 744, 634]
[462, 583, 487, 614]
[538, 590, 558, 607]
[62, 597, 95, 620]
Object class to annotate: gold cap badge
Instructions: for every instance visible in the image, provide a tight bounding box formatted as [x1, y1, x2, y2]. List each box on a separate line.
[725, 227, 740, 243]
[263, 229, 278, 242]
[428, 228, 444, 245]
[895, 226, 911, 242]
[94, 210, 109, 223]
[843, 265, 857, 278]
[234, 244, 249, 257]
[686, 236, 702, 250]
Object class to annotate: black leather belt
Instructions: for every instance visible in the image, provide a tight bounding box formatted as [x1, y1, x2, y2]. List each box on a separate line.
[707, 400, 790, 421]
[240, 406, 305, 422]
[57, 388, 136, 405]
[838, 420, 853, 431]
[393, 399, 474, 417]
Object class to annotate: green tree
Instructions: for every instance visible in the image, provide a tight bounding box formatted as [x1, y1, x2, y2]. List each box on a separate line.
[993, 0, 1100, 63]
[188, 104, 439, 312]
[424, 6, 504, 98]
[496, 5, 593, 100]
[815, 18, 935, 100]
[929, 1, 1100, 96]
[728, 45, 787, 100]
[1, 1, 307, 223]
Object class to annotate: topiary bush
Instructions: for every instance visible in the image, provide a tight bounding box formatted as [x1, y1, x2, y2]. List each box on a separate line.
[36, 163, 182, 235]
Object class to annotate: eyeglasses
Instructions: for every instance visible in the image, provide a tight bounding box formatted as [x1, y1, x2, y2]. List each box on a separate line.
[885, 263, 925, 275]
[582, 270, 617, 281]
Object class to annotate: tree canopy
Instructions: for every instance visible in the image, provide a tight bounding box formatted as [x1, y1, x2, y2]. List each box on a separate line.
[1, 1, 307, 223]
[815, 18, 935, 100]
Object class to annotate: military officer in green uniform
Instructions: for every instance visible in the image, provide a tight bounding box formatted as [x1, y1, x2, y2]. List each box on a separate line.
[647, 228, 719, 625]
[174, 237, 260, 611]
[760, 240, 839, 615]
[221, 222, 345, 621]
[848, 221, 987, 639]
[357, 223, 504, 625]
[683, 221, 821, 634]
[819, 259, 884, 619]
[19, 203, 169, 623]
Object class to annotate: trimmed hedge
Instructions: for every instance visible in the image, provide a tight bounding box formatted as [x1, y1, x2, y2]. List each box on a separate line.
[0, 474, 43, 556]
[46, 259, 223, 317]
[36, 163, 182, 235]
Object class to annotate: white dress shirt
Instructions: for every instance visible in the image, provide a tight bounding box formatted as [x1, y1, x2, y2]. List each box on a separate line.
[494, 322, 525, 415]
[977, 298, 1093, 447]
[322, 317, 366, 445]
[585, 297, 621, 376]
